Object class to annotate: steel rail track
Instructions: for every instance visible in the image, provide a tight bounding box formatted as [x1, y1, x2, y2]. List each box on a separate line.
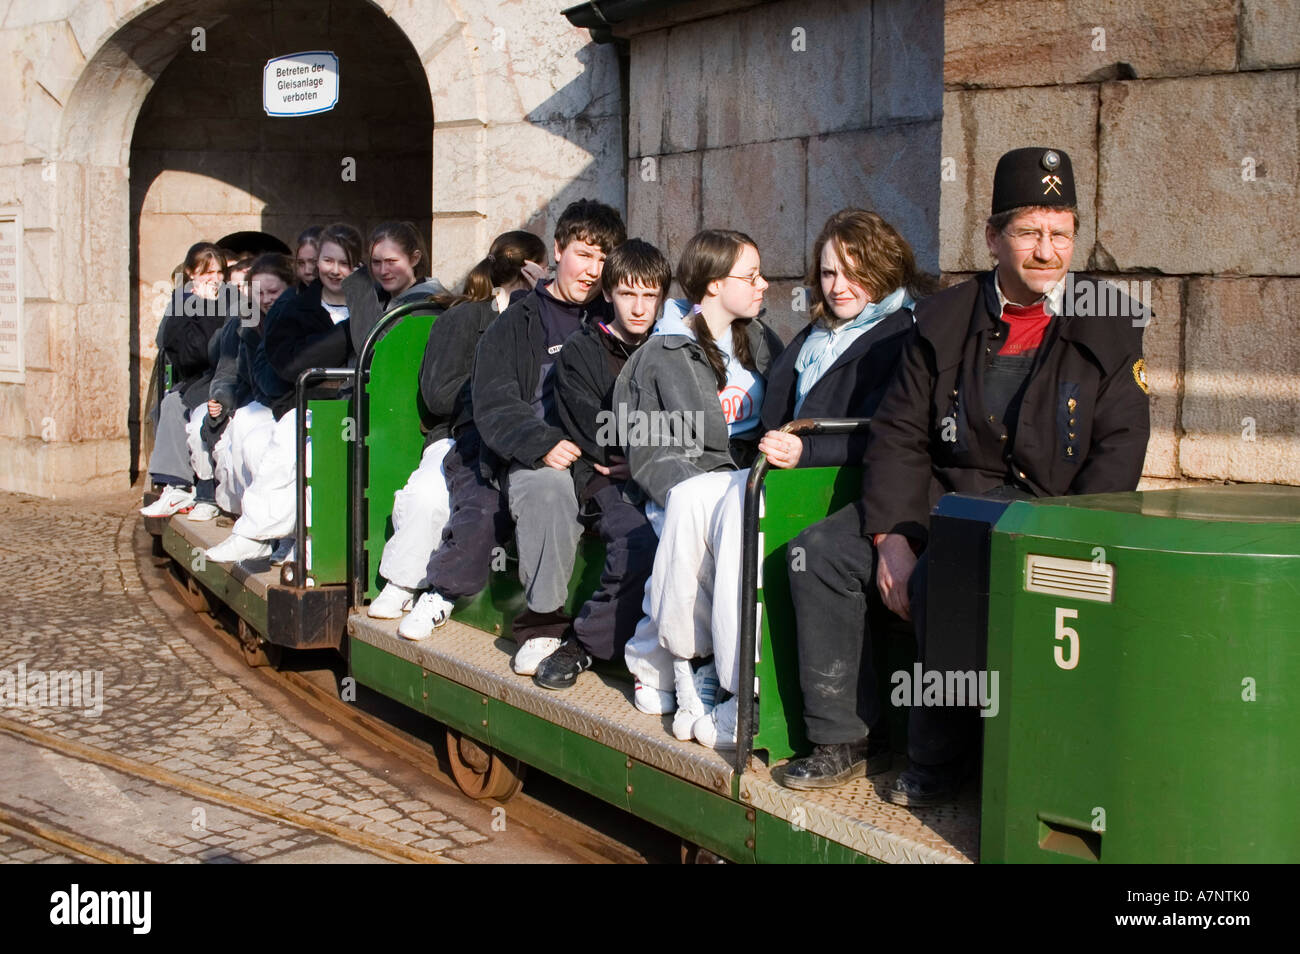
[0, 807, 134, 864]
[139, 525, 651, 864]
[0, 715, 451, 864]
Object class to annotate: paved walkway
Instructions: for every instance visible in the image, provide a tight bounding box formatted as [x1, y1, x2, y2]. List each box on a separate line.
[0, 491, 574, 863]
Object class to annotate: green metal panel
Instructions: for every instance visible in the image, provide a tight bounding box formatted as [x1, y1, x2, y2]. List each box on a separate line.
[362, 309, 439, 600]
[348, 634, 871, 863]
[349, 636, 424, 710]
[628, 759, 754, 863]
[981, 487, 1300, 863]
[161, 523, 268, 635]
[753, 466, 863, 760]
[483, 696, 632, 807]
[753, 809, 880, 864]
[306, 397, 353, 585]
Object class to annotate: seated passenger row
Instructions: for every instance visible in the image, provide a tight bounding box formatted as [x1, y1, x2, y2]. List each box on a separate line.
[141, 201, 927, 761]
[363, 200, 928, 755]
[143, 145, 1149, 815]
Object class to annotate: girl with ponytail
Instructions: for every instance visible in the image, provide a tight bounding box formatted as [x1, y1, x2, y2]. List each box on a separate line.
[613, 228, 783, 741]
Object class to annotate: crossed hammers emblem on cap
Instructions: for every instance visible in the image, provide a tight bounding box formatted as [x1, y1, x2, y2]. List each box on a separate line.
[1042, 174, 1063, 196]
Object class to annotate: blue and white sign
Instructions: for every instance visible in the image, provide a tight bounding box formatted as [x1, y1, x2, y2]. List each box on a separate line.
[263, 51, 339, 117]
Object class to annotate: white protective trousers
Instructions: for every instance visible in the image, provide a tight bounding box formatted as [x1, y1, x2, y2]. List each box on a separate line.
[623, 469, 750, 695]
[232, 409, 299, 542]
[185, 404, 215, 482]
[376, 437, 455, 590]
[212, 402, 276, 515]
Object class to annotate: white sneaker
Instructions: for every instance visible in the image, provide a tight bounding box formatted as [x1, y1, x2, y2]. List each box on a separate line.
[204, 533, 272, 564]
[398, 591, 454, 641]
[270, 537, 295, 565]
[511, 637, 561, 676]
[671, 659, 720, 741]
[695, 661, 720, 709]
[694, 695, 738, 749]
[368, 582, 416, 619]
[141, 485, 195, 517]
[185, 502, 221, 522]
[633, 680, 676, 715]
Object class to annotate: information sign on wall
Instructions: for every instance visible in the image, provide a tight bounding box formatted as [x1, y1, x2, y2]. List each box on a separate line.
[263, 51, 339, 117]
[0, 210, 22, 382]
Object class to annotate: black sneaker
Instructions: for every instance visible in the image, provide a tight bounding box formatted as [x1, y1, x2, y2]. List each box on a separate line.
[780, 738, 891, 791]
[532, 638, 593, 691]
[880, 758, 968, 808]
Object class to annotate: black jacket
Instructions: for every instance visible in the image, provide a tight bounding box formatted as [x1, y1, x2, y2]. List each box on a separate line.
[261, 280, 351, 418]
[759, 308, 915, 468]
[470, 287, 611, 479]
[158, 291, 231, 410]
[860, 272, 1150, 545]
[417, 298, 499, 444]
[554, 321, 641, 502]
[207, 315, 250, 424]
[242, 289, 295, 415]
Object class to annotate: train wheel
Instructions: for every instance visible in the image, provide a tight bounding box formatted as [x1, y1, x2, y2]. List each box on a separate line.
[237, 618, 282, 669]
[680, 842, 727, 864]
[444, 728, 524, 802]
[168, 566, 210, 614]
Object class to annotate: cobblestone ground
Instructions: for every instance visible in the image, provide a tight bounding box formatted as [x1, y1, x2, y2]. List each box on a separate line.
[0, 829, 78, 863]
[0, 491, 547, 863]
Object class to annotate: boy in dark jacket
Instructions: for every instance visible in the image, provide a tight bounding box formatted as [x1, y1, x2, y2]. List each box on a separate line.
[469, 199, 626, 676]
[532, 239, 672, 689]
[380, 297, 515, 630]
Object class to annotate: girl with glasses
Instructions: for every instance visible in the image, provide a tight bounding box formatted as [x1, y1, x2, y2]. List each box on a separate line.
[614, 229, 783, 739]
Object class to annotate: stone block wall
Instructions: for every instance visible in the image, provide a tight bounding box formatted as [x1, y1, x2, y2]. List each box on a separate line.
[620, 0, 943, 343]
[940, 0, 1300, 486]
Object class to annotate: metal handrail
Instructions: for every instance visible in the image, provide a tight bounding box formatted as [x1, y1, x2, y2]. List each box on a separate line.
[348, 301, 444, 609]
[286, 367, 355, 589]
[733, 417, 873, 777]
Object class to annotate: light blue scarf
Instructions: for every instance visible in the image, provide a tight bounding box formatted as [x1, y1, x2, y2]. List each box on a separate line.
[793, 286, 914, 415]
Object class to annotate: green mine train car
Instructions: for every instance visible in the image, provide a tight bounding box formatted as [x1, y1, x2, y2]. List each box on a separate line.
[153, 304, 1300, 864]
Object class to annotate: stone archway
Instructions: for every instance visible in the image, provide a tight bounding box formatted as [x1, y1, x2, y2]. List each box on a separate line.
[2, 0, 620, 498]
[127, 0, 437, 480]
[36, 0, 475, 494]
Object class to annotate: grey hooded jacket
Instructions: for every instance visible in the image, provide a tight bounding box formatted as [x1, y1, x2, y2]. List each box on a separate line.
[612, 307, 782, 508]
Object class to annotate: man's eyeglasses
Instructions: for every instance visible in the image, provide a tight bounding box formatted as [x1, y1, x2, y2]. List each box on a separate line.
[1003, 229, 1076, 251]
[726, 273, 765, 287]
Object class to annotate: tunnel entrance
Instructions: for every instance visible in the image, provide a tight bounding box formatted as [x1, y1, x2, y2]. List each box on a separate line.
[128, 0, 434, 479]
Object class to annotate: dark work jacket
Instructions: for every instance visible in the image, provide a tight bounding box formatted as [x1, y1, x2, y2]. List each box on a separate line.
[859, 272, 1150, 545]
[261, 280, 352, 419]
[417, 299, 498, 445]
[759, 307, 915, 468]
[471, 287, 611, 483]
[554, 321, 641, 505]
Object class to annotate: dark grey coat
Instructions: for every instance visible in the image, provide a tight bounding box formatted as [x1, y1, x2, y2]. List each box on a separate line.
[612, 315, 782, 508]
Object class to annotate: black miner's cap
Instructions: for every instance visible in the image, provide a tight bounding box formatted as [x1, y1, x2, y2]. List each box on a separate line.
[992, 147, 1076, 214]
